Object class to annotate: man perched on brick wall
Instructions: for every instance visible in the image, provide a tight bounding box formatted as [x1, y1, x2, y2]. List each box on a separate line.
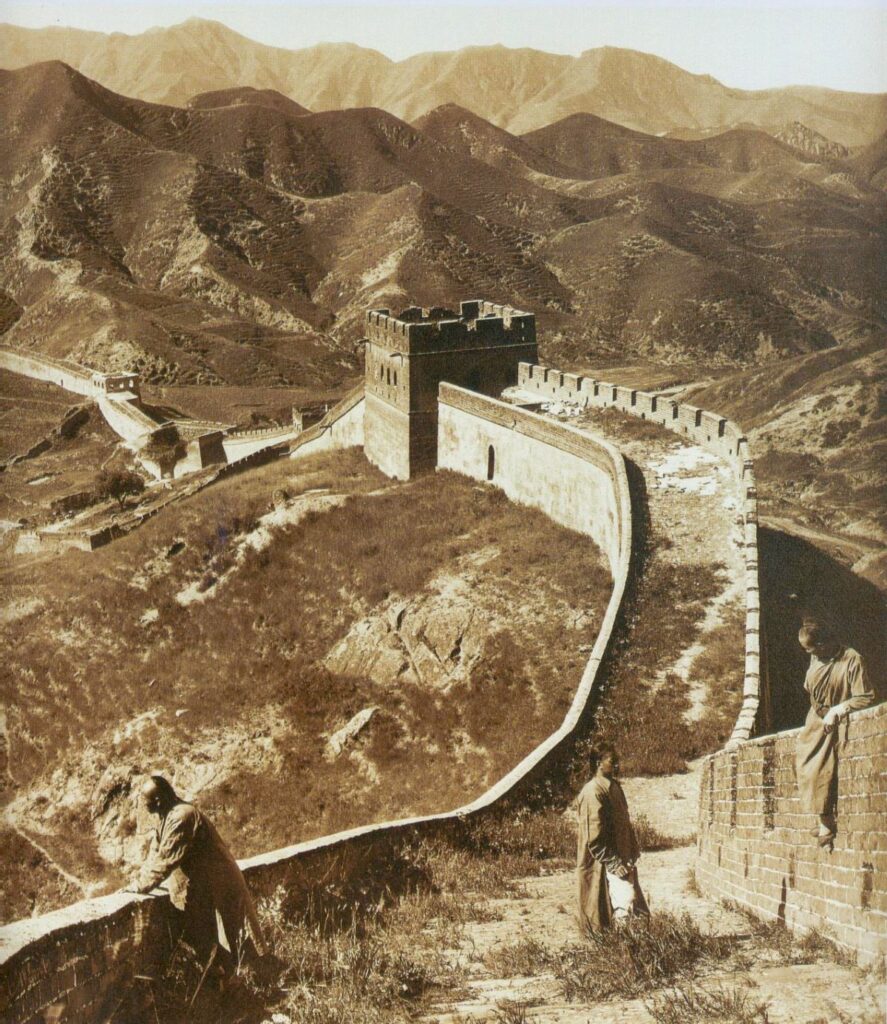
[128, 775, 265, 974]
[795, 621, 875, 847]
[576, 745, 649, 932]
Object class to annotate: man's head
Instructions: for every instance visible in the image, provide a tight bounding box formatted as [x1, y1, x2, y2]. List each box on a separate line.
[593, 745, 619, 778]
[140, 774, 178, 816]
[798, 621, 840, 661]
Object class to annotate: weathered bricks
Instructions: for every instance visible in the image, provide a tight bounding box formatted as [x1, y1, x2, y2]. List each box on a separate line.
[698, 703, 887, 964]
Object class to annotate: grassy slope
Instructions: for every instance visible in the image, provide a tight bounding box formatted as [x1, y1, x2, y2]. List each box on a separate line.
[1, 448, 612, 920]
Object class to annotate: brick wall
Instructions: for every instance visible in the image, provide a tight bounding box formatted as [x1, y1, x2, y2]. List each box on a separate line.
[0, 894, 177, 1024]
[697, 703, 887, 963]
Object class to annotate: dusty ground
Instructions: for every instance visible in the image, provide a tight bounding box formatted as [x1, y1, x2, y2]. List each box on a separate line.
[421, 800, 885, 1022]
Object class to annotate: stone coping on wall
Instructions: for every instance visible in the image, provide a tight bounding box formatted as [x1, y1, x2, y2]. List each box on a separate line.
[514, 362, 763, 744]
[0, 384, 633, 1023]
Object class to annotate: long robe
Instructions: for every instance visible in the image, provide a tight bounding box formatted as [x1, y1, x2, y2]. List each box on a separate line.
[576, 774, 648, 932]
[138, 801, 264, 963]
[795, 647, 874, 814]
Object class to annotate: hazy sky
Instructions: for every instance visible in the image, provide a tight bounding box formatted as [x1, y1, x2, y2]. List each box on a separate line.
[5, 1, 886, 92]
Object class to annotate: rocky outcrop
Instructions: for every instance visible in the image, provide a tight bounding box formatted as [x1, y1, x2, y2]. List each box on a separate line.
[773, 121, 849, 160]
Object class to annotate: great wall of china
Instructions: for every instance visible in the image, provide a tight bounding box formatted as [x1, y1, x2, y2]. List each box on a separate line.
[1, 303, 884, 1021]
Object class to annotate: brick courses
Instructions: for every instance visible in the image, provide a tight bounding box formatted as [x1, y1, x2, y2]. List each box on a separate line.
[698, 704, 887, 964]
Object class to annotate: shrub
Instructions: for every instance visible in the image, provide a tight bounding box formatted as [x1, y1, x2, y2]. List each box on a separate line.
[484, 936, 555, 977]
[94, 468, 145, 508]
[633, 814, 684, 852]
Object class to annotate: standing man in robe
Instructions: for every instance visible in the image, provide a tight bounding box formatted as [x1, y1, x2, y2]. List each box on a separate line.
[130, 774, 265, 972]
[576, 745, 648, 932]
[795, 621, 875, 845]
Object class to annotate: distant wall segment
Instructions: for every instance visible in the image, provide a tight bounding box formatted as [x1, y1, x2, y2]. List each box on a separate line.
[0, 385, 632, 1024]
[0, 347, 94, 396]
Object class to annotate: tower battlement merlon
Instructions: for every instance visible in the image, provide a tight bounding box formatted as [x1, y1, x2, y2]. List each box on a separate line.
[365, 301, 536, 354]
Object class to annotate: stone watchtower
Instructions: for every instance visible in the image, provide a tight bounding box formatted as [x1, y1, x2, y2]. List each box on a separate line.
[363, 300, 537, 479]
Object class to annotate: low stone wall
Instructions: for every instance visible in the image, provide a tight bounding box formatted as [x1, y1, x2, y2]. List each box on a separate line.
[0, 383, 632, 1024]
[514, 362, 764, 741]
[697, 703, 887, 963]
[0, 895, 176, 1024]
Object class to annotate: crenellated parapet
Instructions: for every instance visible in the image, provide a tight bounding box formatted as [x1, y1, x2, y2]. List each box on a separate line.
[365, 300, 536, 355]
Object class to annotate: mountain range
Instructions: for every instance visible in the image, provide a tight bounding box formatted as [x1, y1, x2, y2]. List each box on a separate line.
[1, 18, 885, 147]
[1, 58, 885, 390]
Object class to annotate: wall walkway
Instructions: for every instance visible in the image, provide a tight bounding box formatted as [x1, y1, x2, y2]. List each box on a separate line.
[0, 387, 632, 1024]
[514, 362, 764, 740]
[514, 361, 884, 963]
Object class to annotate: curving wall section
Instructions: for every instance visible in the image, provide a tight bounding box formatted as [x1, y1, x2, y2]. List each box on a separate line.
[515, 362, 765, 740]
[0, 386, 633, 1024]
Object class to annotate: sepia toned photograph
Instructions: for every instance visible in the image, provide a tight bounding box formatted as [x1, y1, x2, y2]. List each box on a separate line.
[0, 1, 884, 1021]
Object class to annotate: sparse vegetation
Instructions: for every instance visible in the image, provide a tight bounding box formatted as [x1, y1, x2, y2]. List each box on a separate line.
[633, 814, 685, 852]
[484, 936, 556, 977]
[729, 903, 857, 969]
[555, 913, 738, 1002]
[646, 981, 771, 1024]
[574, 546, 728, 777]
[688, 601, 746, 752]
[1, 451, 612, 917]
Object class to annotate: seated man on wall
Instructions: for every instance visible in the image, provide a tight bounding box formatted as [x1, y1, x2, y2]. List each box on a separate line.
[795, 620, 875, 846]
[576, 745, 649, 932]
[129, 774, 265, 972]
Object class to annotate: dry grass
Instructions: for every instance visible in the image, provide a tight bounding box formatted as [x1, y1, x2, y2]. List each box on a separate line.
[555, 912, 738, 1002]
[3, 451, 612, 916]
[729, 903, 858, 969]
[484, 936, 556, 977]
[646, 981, 771, 1024]
[573, 545, 728, 778]
[688, 602, 747, 753]
[633, 814, 686, 852]
[119, 830, 560, 1024]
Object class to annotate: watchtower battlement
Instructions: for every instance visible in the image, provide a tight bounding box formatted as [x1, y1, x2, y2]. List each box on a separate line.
[363, 299, 538, 479]
[365, 301, 536, 355]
